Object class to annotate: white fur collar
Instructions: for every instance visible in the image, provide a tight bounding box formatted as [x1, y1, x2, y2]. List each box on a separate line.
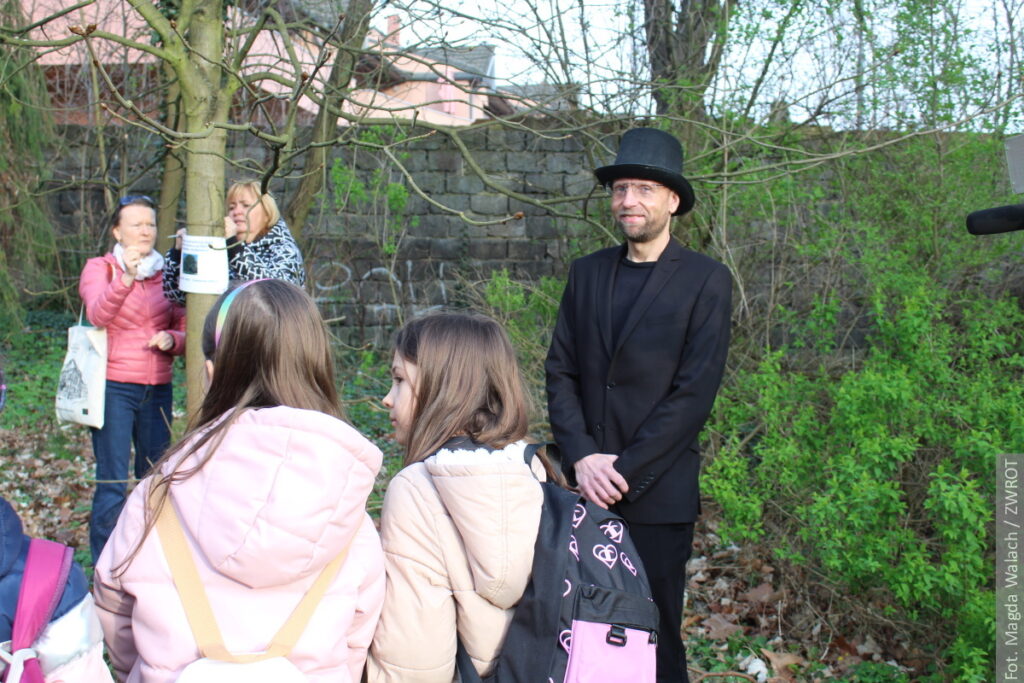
[431, 440, 528, 466]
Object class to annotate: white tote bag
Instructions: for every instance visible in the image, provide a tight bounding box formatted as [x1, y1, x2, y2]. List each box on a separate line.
[55, 309, 107, 429]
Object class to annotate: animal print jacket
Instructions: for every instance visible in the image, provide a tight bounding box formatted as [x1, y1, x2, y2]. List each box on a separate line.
[162, 219, 306, 304]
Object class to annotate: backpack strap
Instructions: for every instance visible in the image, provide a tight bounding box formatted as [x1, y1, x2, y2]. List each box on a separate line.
[455, 637, 485, 683]
[3, 539, 73, 683]
[522, 442, 542, 470]
[523, 441, 561, 481]
[154, 494, 349, 663]
[489, 484, 577, 681]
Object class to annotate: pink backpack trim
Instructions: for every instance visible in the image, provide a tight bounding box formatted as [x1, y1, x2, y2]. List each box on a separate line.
[563, 620, 656, 683]
[2, 539, 73, 683]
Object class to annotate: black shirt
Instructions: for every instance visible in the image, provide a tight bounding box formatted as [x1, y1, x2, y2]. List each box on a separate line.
[612, 257, 655, 347]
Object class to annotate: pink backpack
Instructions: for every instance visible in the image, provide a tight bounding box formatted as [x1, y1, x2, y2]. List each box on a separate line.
[1, 539, 73, 683]
[456, 444, 658, 682]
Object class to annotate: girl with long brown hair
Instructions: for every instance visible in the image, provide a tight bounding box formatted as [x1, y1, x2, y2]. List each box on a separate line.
[367, 311, 558, 681]
[93, 280, 384, 683]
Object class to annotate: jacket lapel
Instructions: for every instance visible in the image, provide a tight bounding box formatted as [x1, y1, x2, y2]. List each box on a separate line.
[614, 239, 683, 355]
[596, 246, 624, 357]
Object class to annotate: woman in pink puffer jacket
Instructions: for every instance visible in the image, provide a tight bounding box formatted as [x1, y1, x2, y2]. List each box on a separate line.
[77, 195, 185, 564]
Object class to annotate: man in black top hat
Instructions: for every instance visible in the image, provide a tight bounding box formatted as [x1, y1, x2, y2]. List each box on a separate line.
[546, 128, 732, 682]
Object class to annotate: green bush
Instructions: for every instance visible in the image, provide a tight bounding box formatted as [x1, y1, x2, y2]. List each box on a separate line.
[705, 133, 1019, 678]
[482, 268, 563, 429]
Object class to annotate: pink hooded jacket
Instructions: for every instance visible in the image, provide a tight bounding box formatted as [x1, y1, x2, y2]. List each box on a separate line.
[78, 254, 185, 385]
[93, 406, 386, 683]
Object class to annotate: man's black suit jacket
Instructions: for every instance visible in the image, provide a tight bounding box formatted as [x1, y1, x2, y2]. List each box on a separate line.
[545, 238, 732, 524]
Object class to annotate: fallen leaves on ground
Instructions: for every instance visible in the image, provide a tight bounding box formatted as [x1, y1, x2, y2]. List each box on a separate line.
[0, 423, 94, 557]
[684, 515, 914, 681]
[1, 419, 919, 682]
[761, 648, 806, 682]
[704, 612, 745, 640]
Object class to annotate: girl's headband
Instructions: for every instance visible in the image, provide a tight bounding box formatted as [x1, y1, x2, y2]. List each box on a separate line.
[214, 279, 270, 348]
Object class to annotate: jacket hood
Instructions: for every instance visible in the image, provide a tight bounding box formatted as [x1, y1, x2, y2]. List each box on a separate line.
[164, 406, 382, 589]
[425, 440, 543, 609]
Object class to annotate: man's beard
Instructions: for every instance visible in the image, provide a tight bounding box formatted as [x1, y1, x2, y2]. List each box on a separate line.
[617, 216, 668, 243]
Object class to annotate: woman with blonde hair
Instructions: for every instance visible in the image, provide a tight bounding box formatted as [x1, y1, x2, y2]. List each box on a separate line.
[94, 280, 384, 682]
[162, 181, 305, 304]
[367, 312, 559, 681]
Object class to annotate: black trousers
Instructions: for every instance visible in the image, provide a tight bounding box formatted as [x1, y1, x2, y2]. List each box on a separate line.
[626, 521, 696, 683]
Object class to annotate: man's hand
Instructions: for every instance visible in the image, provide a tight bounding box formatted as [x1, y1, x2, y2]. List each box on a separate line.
[574, 453, 628, 509]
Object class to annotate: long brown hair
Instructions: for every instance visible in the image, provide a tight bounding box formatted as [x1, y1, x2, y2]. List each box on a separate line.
[115, 280, 342, 574]
[394, 311, 530, 466]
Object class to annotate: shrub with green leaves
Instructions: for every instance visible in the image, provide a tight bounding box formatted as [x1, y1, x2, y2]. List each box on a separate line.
[705, 133, 1019, 679]
[481, 268, 563, 429]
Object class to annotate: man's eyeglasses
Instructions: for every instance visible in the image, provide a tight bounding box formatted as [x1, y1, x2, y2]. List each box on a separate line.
[119, 194, 155, 206]
[608, 182, 665, 199]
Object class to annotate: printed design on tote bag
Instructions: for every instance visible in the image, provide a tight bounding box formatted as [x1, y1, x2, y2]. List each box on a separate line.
[57, 360, 88, 402]
[562, 579, 572, 597]
[568, 535, 579, 562]
[599, 520, 624, 543]
[592, 544, 618, 570]
[571, 504, 586, 528]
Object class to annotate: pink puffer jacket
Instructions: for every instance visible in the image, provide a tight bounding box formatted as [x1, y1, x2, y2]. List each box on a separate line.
[78, 254, 185, 385]
[92, 406, 385, 683]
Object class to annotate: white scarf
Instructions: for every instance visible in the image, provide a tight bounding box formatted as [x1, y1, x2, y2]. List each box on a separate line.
[113, 243, 165, 280]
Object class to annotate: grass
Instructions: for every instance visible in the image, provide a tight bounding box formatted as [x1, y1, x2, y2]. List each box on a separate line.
[1, 310, 95, 567]
[684, 631, 912, 682]
[2, 310, 75, 434]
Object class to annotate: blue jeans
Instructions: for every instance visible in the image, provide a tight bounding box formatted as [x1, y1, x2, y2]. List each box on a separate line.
[89, 380, 173, 563]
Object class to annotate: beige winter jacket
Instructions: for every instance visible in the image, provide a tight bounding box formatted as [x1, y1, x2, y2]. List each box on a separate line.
[366, 440, 545, 682]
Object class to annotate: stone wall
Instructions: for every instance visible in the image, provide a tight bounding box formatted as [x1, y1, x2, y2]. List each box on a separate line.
[49, 125, 600, 346]
[304, 128, 599, 345]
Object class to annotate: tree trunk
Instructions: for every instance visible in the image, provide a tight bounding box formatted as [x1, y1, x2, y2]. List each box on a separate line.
[179, 0, 231, 416]
[642, 0, 734, 119]
[157, 63, 185, 245]
[284, 0, 375, 240]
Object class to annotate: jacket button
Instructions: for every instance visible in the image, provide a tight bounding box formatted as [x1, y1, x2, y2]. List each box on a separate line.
[606, 382, 615, 389]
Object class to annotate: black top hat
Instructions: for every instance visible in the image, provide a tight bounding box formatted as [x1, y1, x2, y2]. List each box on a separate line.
[594, 128, 695, 215]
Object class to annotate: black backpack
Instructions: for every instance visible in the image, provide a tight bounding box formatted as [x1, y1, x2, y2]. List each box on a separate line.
[458, 444, 659, 682]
